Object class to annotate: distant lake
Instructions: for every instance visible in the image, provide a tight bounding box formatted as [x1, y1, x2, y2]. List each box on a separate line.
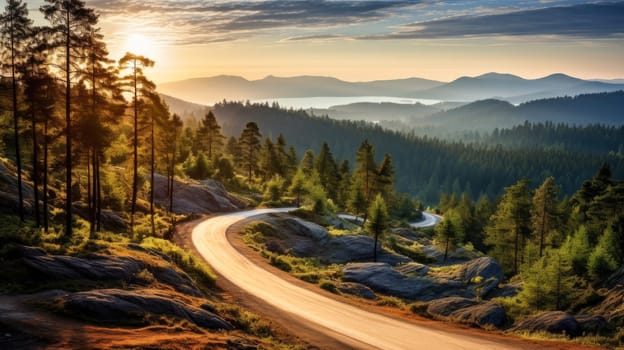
[251, 96, 442, 109]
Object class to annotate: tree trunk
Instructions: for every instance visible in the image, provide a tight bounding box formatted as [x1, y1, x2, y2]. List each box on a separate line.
[87, 149, 93, 235]
[514, 227, 519, 275]
[130, 58, 138, 234]
[64, 9, 73, 238]
[43, 112, 49, 233]
[373, 232, 378, 262]
[31, 99, 40, 227]
[96, 152, 102, 232]
[150, 113, 155, 236]
[539, 198, 547, 258]
[444, 236, 449, 262]
[10, 18, 24, 222]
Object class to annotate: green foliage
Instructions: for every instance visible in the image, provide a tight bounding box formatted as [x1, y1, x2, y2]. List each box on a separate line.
[485, 179, 532, 276]
[587, 230, 618, 281]
[518, 249, 578, 311]
[365, 194, 389, 262]
[263, 175, 285, 203]
[269, 254, 292, 272]
[140, 237, 216, 287]
[319, 279, 338, 294]
[565, 226, 592, 276]
[434, 208, 464, 262]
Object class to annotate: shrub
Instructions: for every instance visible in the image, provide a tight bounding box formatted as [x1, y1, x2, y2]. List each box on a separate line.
[319, 279, 338, 294]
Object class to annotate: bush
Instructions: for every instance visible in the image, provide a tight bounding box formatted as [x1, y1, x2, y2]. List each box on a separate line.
[269, 255, 292, 272]
[409, 302, 430, 317]
[319, 279, 338, 294]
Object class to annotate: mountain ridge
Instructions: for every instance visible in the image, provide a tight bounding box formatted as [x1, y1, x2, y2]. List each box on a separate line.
[158, 72, 624, 106]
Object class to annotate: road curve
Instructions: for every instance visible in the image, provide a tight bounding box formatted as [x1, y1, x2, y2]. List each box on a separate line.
[192, 209, 520, 350]
[338, 212, 441, 228]
[410, 212, 442, 228]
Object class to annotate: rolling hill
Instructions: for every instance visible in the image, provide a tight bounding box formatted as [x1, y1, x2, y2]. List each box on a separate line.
[158, 73, 624, 106]
[416, 73, 624, 103]
[158, 75, 444, 105]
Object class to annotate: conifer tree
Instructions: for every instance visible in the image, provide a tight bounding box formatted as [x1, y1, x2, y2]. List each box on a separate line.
[531, 176, 561, 257]
[1, 0, 32, 222]
[119, 52, 155, 233]
[239, 122, 261, 182]
[365, 194, 388, 262]
[41, 0, 98, 237]
[198, 110, 224, 159]
[485, 179, 532, 275]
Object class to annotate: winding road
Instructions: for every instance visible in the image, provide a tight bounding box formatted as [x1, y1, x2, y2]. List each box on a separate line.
[338, 212, 442, 228]
[192, 208, 522, 349]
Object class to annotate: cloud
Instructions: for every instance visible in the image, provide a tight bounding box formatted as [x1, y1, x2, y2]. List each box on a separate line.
[361, 3, 624, 40]
[89, 0, 419, 45]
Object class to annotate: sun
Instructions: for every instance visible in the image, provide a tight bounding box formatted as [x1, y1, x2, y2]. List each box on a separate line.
[124, 33, 157, 59]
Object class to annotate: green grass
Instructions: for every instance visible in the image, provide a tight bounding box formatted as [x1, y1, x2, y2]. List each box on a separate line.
[140, 237, 217, 287]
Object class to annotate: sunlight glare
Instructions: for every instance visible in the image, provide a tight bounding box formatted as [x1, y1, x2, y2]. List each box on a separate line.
[124, 33, 157, 59]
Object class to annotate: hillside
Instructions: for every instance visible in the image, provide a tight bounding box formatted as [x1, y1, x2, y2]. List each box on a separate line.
[205, 101, 624, 203]
[158, 75, 444, 105]
[417, 73, 624, 103]
[158, 73, 624, 106]
[419, 91, 624, 130]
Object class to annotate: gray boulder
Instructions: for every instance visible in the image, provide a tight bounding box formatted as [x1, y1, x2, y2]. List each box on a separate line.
[343, 263, 433, 300]
[23, 250, 144, 281]
[427, 297, 477, 317]
[152, 174, 245, 214]
[323, 235, 410, 265]
[461, 257, 503, 283]
[448, 301, 506, 328]
[149, 266, 203, 297]
[511, 311, 580, 338]
[59, 289, 232, 330]
[281, 217, 329, 242]
[337, 282, 377, 300]
[395, 262, 429, 277]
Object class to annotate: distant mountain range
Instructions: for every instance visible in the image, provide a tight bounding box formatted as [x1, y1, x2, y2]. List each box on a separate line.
[158, 73, 624, 105]
[418, 91, 624, 130]
[161, 90, 624, 133]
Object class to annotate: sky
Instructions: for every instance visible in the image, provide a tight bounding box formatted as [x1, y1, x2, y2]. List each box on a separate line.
[15, 0, 624, 83]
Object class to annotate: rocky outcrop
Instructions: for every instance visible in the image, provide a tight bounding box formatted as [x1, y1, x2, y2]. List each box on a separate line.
[461, 257, 503, 283]
[0, 160, 34, 215]
[511, 311, 580, 338]
[152, 174, 246, 214]
[427, 297, 478, 317]
[22, 247, 144, 281]
[337, 282, 377, 300]
[343, 262, 442, 300]
[58, 289, 232, 330]
[20, 245, 203, 297]
[445, 301, 506, 328]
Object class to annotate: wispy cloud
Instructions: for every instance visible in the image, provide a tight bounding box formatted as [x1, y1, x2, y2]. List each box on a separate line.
[90, 0, 419, 45]
[361, 3, 624, 40]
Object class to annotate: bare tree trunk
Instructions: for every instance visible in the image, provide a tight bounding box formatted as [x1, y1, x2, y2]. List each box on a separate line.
[130, 59, 138, 235]
[10, 18, 24, 222]
[30, 99, 40, 227]
[43, 112, 49, 233]
[64, 9, 73, 238]
[150, 113, 155, 236]
[96, 153, 102, 232]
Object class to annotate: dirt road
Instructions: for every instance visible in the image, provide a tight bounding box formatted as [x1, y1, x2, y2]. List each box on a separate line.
[192, 208, 522, 350]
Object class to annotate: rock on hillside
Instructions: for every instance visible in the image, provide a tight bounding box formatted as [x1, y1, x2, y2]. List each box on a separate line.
[20, 245, 203, 297]
[152, 174, 246, 214]
[255, 214, 410, 265]
[58, 289, 232, 330]
[427, 297, 506, 328]
[342, 257, 504, 302]
[511, 311, 580, 338]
